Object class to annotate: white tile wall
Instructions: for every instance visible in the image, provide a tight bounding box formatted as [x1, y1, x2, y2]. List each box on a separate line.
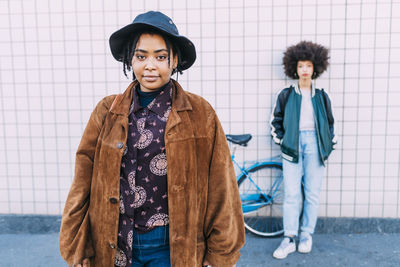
[0, 0, 399, 217]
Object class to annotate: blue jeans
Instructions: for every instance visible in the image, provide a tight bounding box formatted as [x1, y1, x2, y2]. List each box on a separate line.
[131, 225, 171, 267]
[282, 130, 325, 236]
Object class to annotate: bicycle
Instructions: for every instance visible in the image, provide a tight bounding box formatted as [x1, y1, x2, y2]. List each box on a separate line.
[226, 134, 284, 237]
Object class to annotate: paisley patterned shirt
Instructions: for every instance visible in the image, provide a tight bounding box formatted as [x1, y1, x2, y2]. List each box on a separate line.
[115, 82, 172, 267]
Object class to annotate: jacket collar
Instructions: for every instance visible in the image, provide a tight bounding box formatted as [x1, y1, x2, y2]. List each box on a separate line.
[292, 82, 316, 97]
[170, 79, 192, 112]
[110, 79, 192, 116]
[110, 81, 136, 116]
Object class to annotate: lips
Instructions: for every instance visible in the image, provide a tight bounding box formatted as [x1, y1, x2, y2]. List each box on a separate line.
[143, 75, 159, 82]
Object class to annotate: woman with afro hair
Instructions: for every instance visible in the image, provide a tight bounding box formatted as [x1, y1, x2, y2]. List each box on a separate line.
[270, 41, 336, 259]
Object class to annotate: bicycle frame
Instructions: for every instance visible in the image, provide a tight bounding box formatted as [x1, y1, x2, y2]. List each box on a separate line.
[231, 145, 283, 214]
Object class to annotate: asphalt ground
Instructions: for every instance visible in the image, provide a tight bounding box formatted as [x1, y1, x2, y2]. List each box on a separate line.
[0, 232, 399, 267]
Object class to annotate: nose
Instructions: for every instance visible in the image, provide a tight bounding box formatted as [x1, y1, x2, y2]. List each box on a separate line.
[145, 57, 156, 70]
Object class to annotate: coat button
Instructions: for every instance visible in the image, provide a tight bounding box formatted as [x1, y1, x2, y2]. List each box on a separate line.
[116, 142, 123, 149]
[109, 242, 116, 249]
[109, 197, 118, 204]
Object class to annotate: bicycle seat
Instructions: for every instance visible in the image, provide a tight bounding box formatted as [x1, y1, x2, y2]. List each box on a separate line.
[226, 134, 252, 146]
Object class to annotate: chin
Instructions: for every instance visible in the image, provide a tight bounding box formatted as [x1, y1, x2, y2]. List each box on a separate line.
[142, 82, 160, 88]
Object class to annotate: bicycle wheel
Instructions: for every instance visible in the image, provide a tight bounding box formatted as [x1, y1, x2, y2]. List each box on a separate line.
[237, 162, 284, 237]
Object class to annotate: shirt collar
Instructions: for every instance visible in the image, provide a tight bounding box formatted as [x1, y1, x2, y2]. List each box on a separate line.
[130, 81, 172, 116]
[109, 79, 192, 117]
[293, 81, 316, 97]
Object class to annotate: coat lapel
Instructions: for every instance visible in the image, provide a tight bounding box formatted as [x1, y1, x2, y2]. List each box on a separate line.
[110, 81, 137, 117]
[165, 79, 192, 135]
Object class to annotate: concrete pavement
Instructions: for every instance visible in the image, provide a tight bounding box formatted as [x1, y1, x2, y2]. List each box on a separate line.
[239, 232, 400, 266]
[0, 232, 399, 266]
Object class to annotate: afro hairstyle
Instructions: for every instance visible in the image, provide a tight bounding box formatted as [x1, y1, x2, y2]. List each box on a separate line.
[282, 41, 329, 79]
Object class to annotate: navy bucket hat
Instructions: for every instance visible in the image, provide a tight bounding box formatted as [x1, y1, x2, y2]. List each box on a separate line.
[109, 11, 196, 70]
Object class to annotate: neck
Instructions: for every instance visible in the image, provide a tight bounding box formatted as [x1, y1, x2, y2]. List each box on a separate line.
[298, 78, 312, 90]
[139, 80, 170, 93]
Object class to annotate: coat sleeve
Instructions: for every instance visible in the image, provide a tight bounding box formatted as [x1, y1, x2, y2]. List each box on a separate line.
[270, 89, 287, 145]
[203, 113, 245, 267]
[59, 96, 113, 266]
[322, 90, 337, 148]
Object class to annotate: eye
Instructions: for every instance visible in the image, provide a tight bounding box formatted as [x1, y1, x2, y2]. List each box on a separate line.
[157, 55, 167, 60]
[135, 54, 145, 60]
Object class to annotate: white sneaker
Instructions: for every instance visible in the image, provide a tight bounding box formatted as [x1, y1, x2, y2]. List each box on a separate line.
[298, 232, 312, 253]
[273, 237, 296, 259]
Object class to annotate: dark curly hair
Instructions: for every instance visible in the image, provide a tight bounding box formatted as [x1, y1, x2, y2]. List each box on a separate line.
[121, 29, 183, 80]
[283, 41, 329, 79]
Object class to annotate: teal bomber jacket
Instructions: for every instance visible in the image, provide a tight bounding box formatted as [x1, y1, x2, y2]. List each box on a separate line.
[270, 83, 337, 165]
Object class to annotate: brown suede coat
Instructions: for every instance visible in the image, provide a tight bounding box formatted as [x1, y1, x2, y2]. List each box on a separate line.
[59, 80, 245, 267]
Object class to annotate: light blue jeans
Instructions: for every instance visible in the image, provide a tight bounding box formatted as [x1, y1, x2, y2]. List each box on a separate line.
[282, 130, 325, 236]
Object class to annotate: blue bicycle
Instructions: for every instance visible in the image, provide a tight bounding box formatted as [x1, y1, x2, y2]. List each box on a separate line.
[226, 134, 284, 237]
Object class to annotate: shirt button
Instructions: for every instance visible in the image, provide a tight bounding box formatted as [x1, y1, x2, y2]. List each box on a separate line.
[116, 142, 123, 149]
[109, 242, 116, 249]
[109, 197, 118, 204]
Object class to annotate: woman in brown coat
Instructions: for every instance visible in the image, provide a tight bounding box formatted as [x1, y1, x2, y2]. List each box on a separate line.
[59, 11, 245, 267]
